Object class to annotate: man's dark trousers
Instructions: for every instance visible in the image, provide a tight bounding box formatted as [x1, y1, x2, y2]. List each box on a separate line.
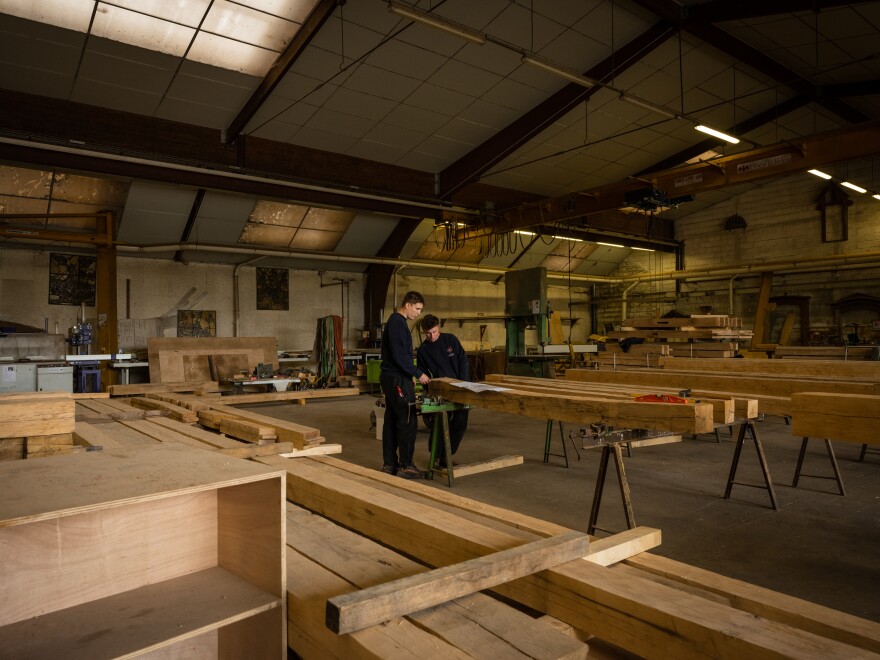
[380, 372, 416, 468]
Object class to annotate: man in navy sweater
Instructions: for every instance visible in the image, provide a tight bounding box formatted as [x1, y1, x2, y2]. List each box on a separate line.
[380, 291, 430, 479]
[417, 314, 470, 468]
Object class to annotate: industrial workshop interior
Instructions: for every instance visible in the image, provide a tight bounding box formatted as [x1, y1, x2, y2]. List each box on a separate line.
[1, 0, 879, 657]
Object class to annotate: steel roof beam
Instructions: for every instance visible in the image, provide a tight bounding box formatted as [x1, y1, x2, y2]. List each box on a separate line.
[437, 21, 676, 199]
[224, 0, 340, 146]
[457, 118, 880, 239]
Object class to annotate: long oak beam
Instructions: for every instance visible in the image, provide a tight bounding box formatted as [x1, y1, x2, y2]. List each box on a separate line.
[260, 456, 878, 659]
[428, 377, 715, 434]
[326, 531, 589, 635]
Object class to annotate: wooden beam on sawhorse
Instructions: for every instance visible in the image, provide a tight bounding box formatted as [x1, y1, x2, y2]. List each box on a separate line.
[724, 420, 779, 510]
[793, 437, 846, 496]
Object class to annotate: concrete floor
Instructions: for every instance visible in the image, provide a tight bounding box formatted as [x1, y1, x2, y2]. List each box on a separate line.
[248, 394, 879, 622]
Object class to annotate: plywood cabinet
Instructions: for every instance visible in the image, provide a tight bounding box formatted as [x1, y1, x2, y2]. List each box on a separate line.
[0, 443, 286, 658]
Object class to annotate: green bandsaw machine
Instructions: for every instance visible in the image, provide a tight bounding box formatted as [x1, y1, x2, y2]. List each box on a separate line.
[504, 266, 556, 378]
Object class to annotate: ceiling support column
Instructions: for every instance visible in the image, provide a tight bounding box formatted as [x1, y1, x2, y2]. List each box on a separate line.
[96, 213, 118, 387]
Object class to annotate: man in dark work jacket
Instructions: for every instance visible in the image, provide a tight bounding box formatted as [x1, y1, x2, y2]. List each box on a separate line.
[380, 291, 430, 479]
[417, 314, 469, 467]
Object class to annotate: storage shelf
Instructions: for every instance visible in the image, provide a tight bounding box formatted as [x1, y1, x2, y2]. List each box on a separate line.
[0, 566, 281, 659]
[0, 444, 286, 658]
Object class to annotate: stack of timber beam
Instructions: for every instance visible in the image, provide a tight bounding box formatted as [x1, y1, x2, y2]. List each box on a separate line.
[427, 377, 716, 434]
[776, 346, 880, 360]
[566, 367, 880, 417]
[284, 501, 591, 658]
[667, 340, 739, 358]
[257, 455, 880, 659]
[201, 402, 326, 450]
[109, 380, 360, 405]
[485, 374, 753, 424]
[590, 341, 669, 368]
[75, 397, 162, 423]
[659, 356, 880, 380]
[790, 393, 880, 445]
[336, 374, 370, 393]
[0, 392, 76, 460]
[72, 416, 299, 459]
[612, 315, 753, 342]
[107, 380, 222, 396]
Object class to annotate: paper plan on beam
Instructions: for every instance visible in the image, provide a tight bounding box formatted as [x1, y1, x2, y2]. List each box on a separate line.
[452, 382, 510, 392]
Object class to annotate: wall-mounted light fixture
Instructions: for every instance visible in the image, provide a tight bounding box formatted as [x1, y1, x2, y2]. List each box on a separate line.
[388, 2, 486, 44]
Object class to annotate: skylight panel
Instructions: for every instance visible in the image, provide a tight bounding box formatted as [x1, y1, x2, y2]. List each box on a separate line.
[92, 4, 195, 56]
[107, 0, 212, 28]
[0, 0, 94, 31]
[247, 0, 315, 23]
[187, 30, 277, 75]
[202, 0, 295, 51]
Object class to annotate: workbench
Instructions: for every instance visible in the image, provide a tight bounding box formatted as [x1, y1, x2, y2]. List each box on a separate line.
[110, 361, 149, 385]
[227, 377, 300, 393]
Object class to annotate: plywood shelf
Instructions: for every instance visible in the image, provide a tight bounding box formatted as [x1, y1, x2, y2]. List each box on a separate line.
[0, 444, 286, 658]
[0, 566, 281, 660]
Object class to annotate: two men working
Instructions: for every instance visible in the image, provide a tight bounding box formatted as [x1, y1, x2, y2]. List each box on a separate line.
[379, 292, 468, 479]
[416, 314, 469, 468]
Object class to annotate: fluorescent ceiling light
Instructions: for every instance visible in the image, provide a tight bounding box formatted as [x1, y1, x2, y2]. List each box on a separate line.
[388, 2, 486, 44]
[620, 94, 678, 120]
[514, 230, 536, 236]
[597, 241, 625, 248]
[522, 55, 596, 88]
[807, 169, 832, 180]
[840, 181, 867, 193]
[694, 125, 740, 144]
[873, 194, 880, 201]
[552, 235, 583, 242]
[631, 247, 654, 252]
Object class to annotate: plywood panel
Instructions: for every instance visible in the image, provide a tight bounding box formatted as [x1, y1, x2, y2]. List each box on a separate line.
[147, 338, 277, 383]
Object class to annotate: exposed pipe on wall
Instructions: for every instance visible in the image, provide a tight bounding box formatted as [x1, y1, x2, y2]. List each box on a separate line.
[232, 256, 264, 337]
[620, 281, 640, 322]
[115, 242, 880, 287]
[729, 275, 739, 316]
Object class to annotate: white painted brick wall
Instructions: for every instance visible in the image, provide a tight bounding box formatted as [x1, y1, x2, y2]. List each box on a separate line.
[606, 166, 880, 338]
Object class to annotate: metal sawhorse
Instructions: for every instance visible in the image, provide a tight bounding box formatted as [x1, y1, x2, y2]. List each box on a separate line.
[543, 420, 580, 467]
[724, 420, 779, 510]
[792, 437, 846, 496]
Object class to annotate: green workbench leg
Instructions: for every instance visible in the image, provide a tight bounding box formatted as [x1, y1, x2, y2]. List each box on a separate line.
[427, 411, 454, 487]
